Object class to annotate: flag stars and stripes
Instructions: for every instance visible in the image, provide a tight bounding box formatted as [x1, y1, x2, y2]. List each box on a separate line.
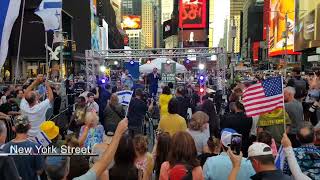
[243, 76, 284, 117]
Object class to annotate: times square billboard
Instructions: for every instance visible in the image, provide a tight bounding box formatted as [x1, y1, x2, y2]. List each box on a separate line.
[267, 0, 300, 56]
[179, 0, 207, 29]
[294, 0, 320, 51]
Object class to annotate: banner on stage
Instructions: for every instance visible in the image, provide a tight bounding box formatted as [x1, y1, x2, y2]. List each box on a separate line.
[161, 63, 176, 83]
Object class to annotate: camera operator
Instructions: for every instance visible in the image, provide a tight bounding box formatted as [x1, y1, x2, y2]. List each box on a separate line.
[127, 88, 153, 136]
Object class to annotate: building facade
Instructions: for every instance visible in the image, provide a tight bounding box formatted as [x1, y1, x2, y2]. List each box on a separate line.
[142, 0, 155, 48]
[121, 0, 142, 16]
[230, 0, 245, 53]
[126, 29, 145, 49]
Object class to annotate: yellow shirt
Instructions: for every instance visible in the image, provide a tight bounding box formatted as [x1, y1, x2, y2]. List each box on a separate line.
[159, 94, 173, 118]
[159, 114, 187, 136]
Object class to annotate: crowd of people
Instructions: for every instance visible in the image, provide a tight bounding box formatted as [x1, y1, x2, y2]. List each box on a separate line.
[0, 66, 319, 180]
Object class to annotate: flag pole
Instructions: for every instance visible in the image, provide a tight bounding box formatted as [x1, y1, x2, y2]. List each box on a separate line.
[14, 0, 26, 85]
[45, 31, 50, 78]
[281, 76, 286, 132]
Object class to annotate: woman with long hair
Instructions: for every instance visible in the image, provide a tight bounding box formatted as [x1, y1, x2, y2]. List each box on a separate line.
[104, 93, 125, 133]
[109, 135, 139, 180]
[159, 131, 204, 180]
[133, 135, 154, 180]
[159, 86, 172, 118]
[153, 132, 171, 179]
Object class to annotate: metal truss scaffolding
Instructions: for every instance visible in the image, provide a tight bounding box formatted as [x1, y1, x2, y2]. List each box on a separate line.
[85, 47, 227, 94]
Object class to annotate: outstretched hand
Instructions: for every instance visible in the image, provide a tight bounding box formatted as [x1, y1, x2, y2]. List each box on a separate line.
[115, 118, 128, 135]
[281, 133, 292, 148]
[227, 147, 243, 169]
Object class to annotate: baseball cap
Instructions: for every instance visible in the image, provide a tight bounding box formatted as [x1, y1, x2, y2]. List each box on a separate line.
[221, 128, 240, 147]
[40, 121, 59, 140]
[248, 142, 273, 158]
[14, 115, 30, 126]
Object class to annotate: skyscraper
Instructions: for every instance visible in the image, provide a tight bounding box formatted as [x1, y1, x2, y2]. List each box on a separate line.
[161, 0, 174, 23]
[122, 0, 142, 16]
[142, 0, 155, 48]
[209, 0, 214, 47]
[230, 0, 245, 53]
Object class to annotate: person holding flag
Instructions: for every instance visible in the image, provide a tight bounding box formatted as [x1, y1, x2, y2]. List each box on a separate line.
[242, 76, 291, 147]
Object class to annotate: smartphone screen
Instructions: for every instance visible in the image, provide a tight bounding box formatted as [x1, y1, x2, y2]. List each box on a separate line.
[231, 134, 242, 155]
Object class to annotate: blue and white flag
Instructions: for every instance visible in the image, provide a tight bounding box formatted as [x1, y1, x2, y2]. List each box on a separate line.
[0, 0, 21, 69]
[275, 145, 285, 170]
[35, 0, 62, 31]
[116, 90, 133, 106]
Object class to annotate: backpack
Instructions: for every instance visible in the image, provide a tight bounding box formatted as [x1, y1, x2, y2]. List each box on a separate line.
[168, 163, 193, 180]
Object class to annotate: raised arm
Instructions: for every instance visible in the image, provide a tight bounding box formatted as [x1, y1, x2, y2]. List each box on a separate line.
[90, 118, 128, 177]
[44, 81, 54, 102]
[24, 75, 43, 97]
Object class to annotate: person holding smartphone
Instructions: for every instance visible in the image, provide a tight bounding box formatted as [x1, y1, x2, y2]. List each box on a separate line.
[203, 128, 255, 180]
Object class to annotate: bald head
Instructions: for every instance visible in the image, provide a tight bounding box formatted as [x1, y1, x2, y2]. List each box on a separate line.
[297, 122, 314, 145]
[284, 87, 295, 102]
[25, 91, 38, 106]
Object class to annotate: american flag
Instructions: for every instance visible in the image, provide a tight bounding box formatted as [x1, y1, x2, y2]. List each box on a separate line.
[242, 76, 284, 117]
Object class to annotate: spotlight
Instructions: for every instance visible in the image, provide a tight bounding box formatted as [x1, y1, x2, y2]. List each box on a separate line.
[147, 60, 151, 64]
[129, 60, 134, 65]
[100, 66, 106, 72]
[166, 60, 171, 64]
[101, 79, 106, 84]
[199, 87, 205, 93]
[199, 75, 204, 81]
[114, 61, 119, 65]
[198, 63, 205, 70]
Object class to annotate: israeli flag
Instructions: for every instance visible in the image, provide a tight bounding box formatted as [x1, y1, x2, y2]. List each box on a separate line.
[116, 90, 133, 106]
[0, 0, 21, 69]
[35, 0, 62, 31]
[275, 145, 285, 170]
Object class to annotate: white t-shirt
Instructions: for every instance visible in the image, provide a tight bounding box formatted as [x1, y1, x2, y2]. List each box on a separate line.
[87, 101, 99, 113]
[20, 98, 52, 138]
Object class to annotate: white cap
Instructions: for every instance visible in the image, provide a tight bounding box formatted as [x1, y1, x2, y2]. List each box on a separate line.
[221, 128, 239, 147]
[248, 142, 273, 158]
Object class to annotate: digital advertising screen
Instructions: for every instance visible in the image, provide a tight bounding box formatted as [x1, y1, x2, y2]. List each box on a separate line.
[294, 0, 320, 51]
[269, 0, 298, 56]
[163, 19, 178, 39]
[122, 15, 141, 29]
[179, 29, 207, 42]
[179, 0, 207, 29]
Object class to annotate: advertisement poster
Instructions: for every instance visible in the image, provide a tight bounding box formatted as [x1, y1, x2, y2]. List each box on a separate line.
[294, 0, 320, 51]
[91, 0, 100, 50]
[179, 0, 207, 28]
[269, 0, 296, 56]
[161, 63, 176, 83]
[122, 15, 141, 29]
[100, 20, 109, 51]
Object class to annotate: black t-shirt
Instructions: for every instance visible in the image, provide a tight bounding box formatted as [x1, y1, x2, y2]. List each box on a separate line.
[176, 96, 190, 120]
[0, 102, 19, 114]
[127, 98, 148, 128]
[0, 156, 20, 180]
[220, 112, 253, 155]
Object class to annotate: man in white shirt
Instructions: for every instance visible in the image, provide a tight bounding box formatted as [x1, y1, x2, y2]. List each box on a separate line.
[20, 74, 54, 140]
